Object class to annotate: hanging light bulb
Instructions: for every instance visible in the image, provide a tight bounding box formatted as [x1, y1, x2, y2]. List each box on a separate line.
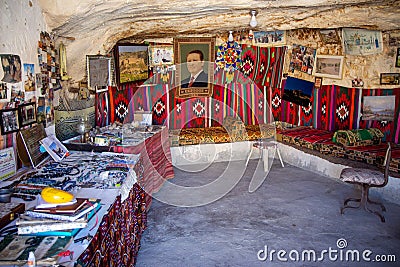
[228, 31, 234, 42]
[249, 10, 257, 28]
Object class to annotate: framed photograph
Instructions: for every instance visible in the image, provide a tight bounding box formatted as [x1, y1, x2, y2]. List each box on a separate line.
[396, 48, 400, 68]
[380, 73, 400, 85]
[314, 77, 323, 90]
[313, 55, 344, 79]
[319, 29, 340, 44]
[362, 95, 395, 121]
[18, 102, 37, 127]
[289, 44, 316, 75]
[87, 55, 112, 92]
[282, 76, 314, 107]
[0, 82, 9, 102]
[149, 45, 174, 67]
[253, 30, 286, 46]
[0, 108, 19, 135]
[115, 44, 148, 85]
[174, 37, 215, 98]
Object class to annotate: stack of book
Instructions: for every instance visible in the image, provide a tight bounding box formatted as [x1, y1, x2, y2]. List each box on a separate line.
[17, 198, 101, 236]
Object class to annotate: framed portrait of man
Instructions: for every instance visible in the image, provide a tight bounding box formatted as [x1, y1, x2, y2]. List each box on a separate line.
[174, 37, 215, 98]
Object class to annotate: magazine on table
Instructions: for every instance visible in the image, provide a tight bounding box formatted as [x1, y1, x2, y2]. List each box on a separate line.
[39, 134, 70, 162]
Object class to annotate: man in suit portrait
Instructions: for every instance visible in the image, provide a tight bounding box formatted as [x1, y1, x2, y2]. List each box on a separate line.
[181, 50, 208, 88]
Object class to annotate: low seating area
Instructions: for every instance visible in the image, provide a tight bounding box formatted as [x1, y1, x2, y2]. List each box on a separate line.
[169, 116, 275, 146]
[168, 118, 400, 176]
[278, 126, 400, 176]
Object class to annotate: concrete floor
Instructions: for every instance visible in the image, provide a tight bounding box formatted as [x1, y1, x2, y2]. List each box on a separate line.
[136, 159, 400, 267]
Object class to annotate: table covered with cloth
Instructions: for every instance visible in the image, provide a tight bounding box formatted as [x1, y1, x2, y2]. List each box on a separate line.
[75, 126, 174, 266]
[112, 125, 175, 207]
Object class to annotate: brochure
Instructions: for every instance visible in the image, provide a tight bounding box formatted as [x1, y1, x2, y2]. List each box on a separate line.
[39, 134, 69, 162]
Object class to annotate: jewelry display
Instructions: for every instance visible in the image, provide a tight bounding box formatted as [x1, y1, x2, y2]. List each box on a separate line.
[5, 151, 141, 196]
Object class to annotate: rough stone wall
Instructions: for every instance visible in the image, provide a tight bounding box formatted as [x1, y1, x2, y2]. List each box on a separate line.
[285, 29, 400, 89]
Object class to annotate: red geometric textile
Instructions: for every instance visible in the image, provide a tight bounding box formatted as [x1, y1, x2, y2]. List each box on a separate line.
[170, 88, 185, 129]
[240, 45, 286, 90]
[151, 85, 168, 125]
[240, 44, 257, 81]
[270, 87, 282, 121]
[300, 89, 313, 126]
[210, 85, 224, 127]
[95, 91, 109, 127]
[76, 185, 147, 267]
[314, 85, 360, 131]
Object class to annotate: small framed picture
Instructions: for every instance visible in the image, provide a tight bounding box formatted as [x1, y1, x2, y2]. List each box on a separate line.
[319, 29, 340, 44]
[380, 73, 400, 85]
[0, 108, 19, 135]
[18, 102, 37, 127]
[149, 45, 174, 67]
[87, 55, 112, 92]
[395, 47, 400, 68]
[114, 44, 149, 85]
[253, 30, 286, 46]
[313, 55, 344, 79]
[314, 77, 323, 90]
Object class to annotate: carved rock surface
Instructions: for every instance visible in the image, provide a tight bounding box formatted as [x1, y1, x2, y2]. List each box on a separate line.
[37, 0, 400, 81]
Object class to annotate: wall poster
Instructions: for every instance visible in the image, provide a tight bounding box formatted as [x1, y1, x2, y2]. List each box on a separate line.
[342, 28, 383, 55]
[87, 55, 112, 92]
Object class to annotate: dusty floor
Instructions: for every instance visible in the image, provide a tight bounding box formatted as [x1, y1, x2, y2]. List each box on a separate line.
[137, 159, 400, 266]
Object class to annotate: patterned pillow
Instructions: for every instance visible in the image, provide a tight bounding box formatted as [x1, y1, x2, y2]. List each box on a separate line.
[332, 128, 383, 147]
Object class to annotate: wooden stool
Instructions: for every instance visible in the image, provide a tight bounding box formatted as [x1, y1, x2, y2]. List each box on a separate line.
[245, 140, 284, 170]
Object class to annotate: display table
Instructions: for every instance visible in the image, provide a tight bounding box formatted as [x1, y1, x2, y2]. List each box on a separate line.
[69, 126, 174, 266]
[73, 185, 147, 266]
[64, 125, 174, 209]
[0, 125, 174, 266]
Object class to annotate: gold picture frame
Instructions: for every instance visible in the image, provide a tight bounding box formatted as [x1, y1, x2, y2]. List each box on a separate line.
[174, 37, 215, 98]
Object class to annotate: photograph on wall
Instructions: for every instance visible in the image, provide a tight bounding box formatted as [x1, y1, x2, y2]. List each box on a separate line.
[362, 95, 395, 121]
[35, 73, 44, 96]
[396, 48, 400, 68]
[36, 96, 46, 126]
[18, 102, 37, 127]
[149, 45, 174, 67]
[319, 29, 340, 44]
[380, 73, 400, 85]
[0, 54, 22, 83]
[313, 55, 344, 79]
[0, 108, 19, 135]
[45, 97, 54, 126]
[389, 32, 400, 47]
[282, 76, 314, 107]
[10, 83, 24, 103]
[23, 63, 35, 92]
[289, 44, 316, 75]
[0, 82, 9, 102]
[342, 28, 383, 55]
[253, 30, 286, 46]
[174, 37, 215, 98]
[115, 44, 148, 84]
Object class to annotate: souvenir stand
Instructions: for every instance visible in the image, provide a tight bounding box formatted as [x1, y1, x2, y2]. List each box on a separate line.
[64, 125, 174, 266]
[0, 124, 174, 266]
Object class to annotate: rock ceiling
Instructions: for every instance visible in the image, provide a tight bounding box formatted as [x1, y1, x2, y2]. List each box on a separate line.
[36, 0, 400, 81]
